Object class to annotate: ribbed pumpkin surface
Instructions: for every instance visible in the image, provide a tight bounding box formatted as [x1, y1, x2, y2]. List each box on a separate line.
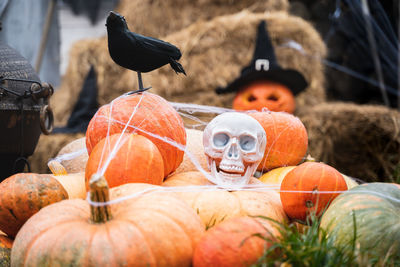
[249, 111, 308, 172]
[320, 182, 400, 257]
[193, 216, 279, 267]
[280, 162, 347, 223]
[11, 183, 205, 267]
[85, 133, 164, 188]
[86, 92, 186, 177]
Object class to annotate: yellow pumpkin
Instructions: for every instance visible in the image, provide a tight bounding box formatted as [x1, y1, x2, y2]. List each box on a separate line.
[163, 171, 287, 228]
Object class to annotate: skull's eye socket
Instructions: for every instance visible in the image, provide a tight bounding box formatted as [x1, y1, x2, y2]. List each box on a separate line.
[213, 133, 229, 148]
[239, 135, 256, 151]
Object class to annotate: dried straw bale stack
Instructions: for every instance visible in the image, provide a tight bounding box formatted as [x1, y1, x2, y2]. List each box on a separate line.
[51, 38, 135, 127]
[116, 0, 289, 38]
[51, 0, 288, 127]
[29, 133, 85, 174]
[299, 102, 400, 182]
[150, 11, 327, 109]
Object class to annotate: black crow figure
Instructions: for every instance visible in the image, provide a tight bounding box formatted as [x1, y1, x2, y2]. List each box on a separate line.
[106, 11, 186, 93]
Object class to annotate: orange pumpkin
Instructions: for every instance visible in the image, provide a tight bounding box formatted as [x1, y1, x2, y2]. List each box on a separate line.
[163, 171, 287, 228]
[233, 81, 296, 113]
[11, 176, 205, 266]
[249, 111, 308, 171]
[86, 92, 186, 177]
[0, 173, 68, 238]
[85, 133, 164, 189]
[280, 162, 348, 223]
[193, 216, 279, 267]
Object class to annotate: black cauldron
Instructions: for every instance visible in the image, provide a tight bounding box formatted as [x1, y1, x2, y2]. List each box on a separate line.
[0, 43, 53, 181]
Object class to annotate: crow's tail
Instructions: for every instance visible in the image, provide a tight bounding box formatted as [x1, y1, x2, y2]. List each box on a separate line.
[169, 58, 186, 75]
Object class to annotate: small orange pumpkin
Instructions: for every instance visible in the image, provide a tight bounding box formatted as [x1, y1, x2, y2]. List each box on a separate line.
[280, 162, 348, 223]
[85, 133, 164, 189]
[193, 216, 279, 267]
[233, 81, 296, 113]
[0, 173, 68, 238]
[86, 92, 186, 177]
[249, 111, 308, 172]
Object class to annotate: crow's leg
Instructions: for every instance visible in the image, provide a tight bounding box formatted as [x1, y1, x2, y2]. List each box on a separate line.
[137, 71, 144, 90]
[127, 71, 152, 95]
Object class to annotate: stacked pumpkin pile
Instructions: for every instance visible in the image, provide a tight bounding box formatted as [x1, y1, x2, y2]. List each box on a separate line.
[0, 92, 399, 266]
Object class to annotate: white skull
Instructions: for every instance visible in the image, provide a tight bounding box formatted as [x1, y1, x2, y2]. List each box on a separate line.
[203, 112, 266, 187]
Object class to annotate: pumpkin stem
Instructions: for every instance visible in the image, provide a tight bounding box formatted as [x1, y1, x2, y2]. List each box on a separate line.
[305, 155, 316, 162]
[48, 160, 68, 176]
[89, 174, 112, 223]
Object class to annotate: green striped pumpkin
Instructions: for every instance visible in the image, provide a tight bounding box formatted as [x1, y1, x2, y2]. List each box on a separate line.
[320, 182, 400, 257]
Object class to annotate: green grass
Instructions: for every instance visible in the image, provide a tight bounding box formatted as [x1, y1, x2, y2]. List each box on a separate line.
[252, 214, 400, 267]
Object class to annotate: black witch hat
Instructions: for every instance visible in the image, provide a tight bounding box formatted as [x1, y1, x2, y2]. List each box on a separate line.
[215, 20, 308, 95]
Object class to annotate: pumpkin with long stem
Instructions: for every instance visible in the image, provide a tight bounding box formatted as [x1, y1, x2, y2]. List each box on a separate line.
[11, 175, 205, 266]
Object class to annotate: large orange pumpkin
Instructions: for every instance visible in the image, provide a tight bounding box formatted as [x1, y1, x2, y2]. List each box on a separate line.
[280, 162, 348, 223]
[86, 92, 186, 177]
[11, 175, 205, 266]
[85, 133, 164, 188]
[193, 216, 279, 267]
[233, 81, 296, 113]
[0, 173, 68, 238]
[249, 111, 308, 171]
[163, 171, 287, 228]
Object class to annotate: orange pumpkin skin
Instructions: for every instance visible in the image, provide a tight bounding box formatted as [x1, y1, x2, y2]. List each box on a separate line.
[233, 81, 296, 113]
[11, 183, 205, 267]
[86, 92, 186, 177]
[193, 216, 279, 267]
[249, 111, 308, 172]
[0, 173, 68, 238]
[280, 162, 348, 223]
[85, 133, 164, 188]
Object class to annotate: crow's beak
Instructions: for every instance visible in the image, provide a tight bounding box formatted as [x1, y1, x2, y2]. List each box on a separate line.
[108, 11, 118, 19]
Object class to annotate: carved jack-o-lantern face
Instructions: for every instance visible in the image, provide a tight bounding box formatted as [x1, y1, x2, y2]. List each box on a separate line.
[232, 81, 296, 113]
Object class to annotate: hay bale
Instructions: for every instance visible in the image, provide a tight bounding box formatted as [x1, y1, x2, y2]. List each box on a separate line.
[51, 38, 134, 127]
[29, 133, 85, 174]
[150, 11, 327, 110]
[299, 102, 400, 182]
[51, 0, 288, 127]
[116, 0, 289, 38]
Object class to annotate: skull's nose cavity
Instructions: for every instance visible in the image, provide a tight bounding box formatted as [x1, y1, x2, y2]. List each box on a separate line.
[228, 143, 239, 159]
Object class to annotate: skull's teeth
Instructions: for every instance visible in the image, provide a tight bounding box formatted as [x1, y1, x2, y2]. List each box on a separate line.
[219, 164, 244, 173]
